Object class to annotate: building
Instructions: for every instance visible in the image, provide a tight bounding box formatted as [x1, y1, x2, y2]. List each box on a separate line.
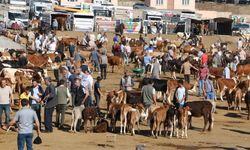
[60, 0, 118, 7]
[145, 0, 195, 11]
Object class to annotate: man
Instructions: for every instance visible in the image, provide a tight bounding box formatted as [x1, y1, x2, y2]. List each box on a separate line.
[0, 79, 13, 130]
[97, 32, 102, 41]
[142, 78, 156, 109]
[174, 80, 186, 109]
[200, 48, 208, 65]
[237, 38, 243, 50]
[18, 52, 28, 68]
[150, 58, 161, 79]
[72, 78, 89, 107]
[100, 51, 108, 80]
[181, 58, 198, 83]
[55, 79, 71, 129]
[81, 69, 94, 107]
[203, 76, 216, 112]
[198, 64, 209, 97]
[239, 48, 246, 64]
[120, 71, 134, 91]
[29, 80, 43, 130]
[223, 63, 230, 79]
[89, 48, 100, 72]
[9, 99, 40, 150]
[43, 77, 56, 133]
[35, 37, 42, 53]
[52, 19, 58, 30]
[143, 52, 152, 74]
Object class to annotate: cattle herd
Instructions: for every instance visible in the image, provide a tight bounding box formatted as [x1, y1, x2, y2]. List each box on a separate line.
[0, 27, 250, 143]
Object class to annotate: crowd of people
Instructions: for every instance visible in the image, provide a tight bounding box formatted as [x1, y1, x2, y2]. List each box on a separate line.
[1, 29, 250, 149]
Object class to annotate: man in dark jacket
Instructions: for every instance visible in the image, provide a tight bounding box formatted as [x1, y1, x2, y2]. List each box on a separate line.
[72, 78, 89, 107]
[43, 77, 56, 133]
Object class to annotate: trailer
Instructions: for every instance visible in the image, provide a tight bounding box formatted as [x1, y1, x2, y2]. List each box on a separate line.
[73, 12, 94, 32]
[5, 6, 29, 29]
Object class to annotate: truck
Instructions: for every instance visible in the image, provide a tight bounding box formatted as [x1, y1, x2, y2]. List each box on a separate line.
[9, 0, 27, 6]
[30, 1, 53, 17]
[114, 6, 133, 20]
[73, 12, 94, 32]
[92, 3, 114, 21]
[5, 6, 29, 29]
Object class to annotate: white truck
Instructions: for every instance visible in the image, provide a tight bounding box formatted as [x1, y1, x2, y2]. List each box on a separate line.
[9, 0, 27, 5]
[5, 6, 29, 29]
[73, 12, 94, 32]
[30, 1, 53, 17]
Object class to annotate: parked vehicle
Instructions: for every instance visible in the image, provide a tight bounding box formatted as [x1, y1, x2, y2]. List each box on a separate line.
[133, 3, 149, 9]
[232, 23, 250, 35]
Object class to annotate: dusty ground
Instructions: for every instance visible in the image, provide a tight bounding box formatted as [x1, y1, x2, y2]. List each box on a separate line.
[0, 33, 249, 150]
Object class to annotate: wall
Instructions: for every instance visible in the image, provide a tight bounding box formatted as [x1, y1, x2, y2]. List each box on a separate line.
[60, 0, 92, 7]
[174, 0, 195, 11]
[145, 0, 168, 9]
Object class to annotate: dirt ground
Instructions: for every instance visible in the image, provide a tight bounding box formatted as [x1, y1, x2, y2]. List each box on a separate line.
[0, 33, 249, 150]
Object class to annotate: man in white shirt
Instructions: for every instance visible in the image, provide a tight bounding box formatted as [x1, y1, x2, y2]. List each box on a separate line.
[48, 40, 57, 53]
[35, 37, 42, 52]
[237, 38, 243, 50]
[0, 79, 13, 129]
[96, 32, 102, 41]
[223, 64, 230, 79]
[239, 49, 246, 63]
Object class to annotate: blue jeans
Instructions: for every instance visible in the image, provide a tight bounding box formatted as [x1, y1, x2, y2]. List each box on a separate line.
[198, 80, 204, 96]
[206, 92, 215, 100]
[17, 133, 33, 150]
[0, 104, 10, 127]
[44, 107, 54, 132]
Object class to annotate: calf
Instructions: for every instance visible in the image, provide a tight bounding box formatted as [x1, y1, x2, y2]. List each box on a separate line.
[150, 103, 170, 138]
[217, 78, 238, 101]
[107, 56, 123, 73]
[245, 91, 250, 120]
[70, 105, 85, 133]
[93, 118, 109, 133]
[164, 105, 177, 138]
[82, 107, 98, 133]
[127, 104, 145, 136]
[226, 88, 243, 111]
[108, 103, 122, 132]
[176, 106, 191, 138]
[106, 90, 126, 111]
[186, 101, 214, 132]
[120, 103, 146, 134]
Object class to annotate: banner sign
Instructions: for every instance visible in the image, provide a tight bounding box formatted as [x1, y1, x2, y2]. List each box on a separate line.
[232, 15, 247, 24]
[95, 21, 116, 32]
[123, 21, 141, 33]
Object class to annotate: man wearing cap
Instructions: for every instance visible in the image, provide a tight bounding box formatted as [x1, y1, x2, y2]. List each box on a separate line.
[9, 99, 40, 150]
[43, 77, 56, 133]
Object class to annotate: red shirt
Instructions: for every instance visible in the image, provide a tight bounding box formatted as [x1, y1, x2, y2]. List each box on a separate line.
[201, 53, 208, 65]
[199, 67, 209, 80]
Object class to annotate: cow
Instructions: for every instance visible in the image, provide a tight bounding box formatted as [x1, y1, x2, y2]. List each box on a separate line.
[150, 103, 170, 138]
[120, 103, 146, 134]
[176, 106, 191, 138]
[236, 64, 250, 79]
[108, 103, 122, 132]
[164, 105, 177, 138]
[126, 90, 142, 104]
[106, 90, 127, 112]
[139, 78, 168, 101]
[186, 101, 214, 132]
[245, 90, 250, 120]
[30, 18, 41, 29]
[107, 56, 123, 73]
[59, 37, 79, 48]
[93, 118, 109, 133]
[82, 107, 98, 133]
[217, 78, 238, 101]
[70, 105, 85, 133]
[209, 67, 235, 79]
[27, 54, 52, 68]
[127, 104, 145, 136]
[55, 16, 66, 31]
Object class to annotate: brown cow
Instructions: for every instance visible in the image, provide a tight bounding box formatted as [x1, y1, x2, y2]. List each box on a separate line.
[176, 106, 191, 138]
[60, 37, 79, 47]
[108, 103, 123, 132]
[106, 90, 127, 112]
[228, 88, 243, 111]
[107, 56, 123, 73]
[127, 103, 145, 136]
[55, 16, 66, 31]
[237, 64, 250, 79]
[27, 54, 52, 68]
[82, 107, 98, 133]
[150, 103, 170, 138]
[30, 19, 41, 29]
[209, 67, 235, 78]
[217, 78, 238, 101]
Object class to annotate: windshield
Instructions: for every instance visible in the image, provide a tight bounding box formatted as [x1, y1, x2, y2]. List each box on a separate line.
[94, 10, 112, 17]
[8, 12, 27, 20]
[36, 6, 44, 11]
